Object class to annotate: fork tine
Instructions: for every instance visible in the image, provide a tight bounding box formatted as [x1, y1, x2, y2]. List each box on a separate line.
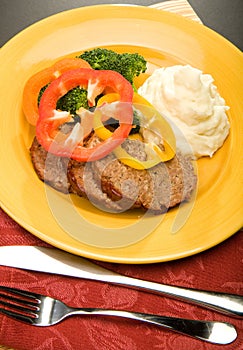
[0, 298, 39, 314]
[0, 286, 41, 310]
[0, 292, 39, 308]
[0, 307, 36, 325]
[0, 286, 42, 301]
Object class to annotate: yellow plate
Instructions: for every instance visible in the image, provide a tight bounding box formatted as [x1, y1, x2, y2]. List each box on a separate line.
[0, 5, 242, 263]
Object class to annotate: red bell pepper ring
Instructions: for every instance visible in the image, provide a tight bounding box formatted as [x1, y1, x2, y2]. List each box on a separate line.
[36, 68, 134, 162]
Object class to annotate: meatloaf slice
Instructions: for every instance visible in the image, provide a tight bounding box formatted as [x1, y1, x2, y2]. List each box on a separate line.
[92, 139, 197, 213]
[69, 133, 129, 211]
[68, 160, 126, 212]
[66, 132, 100, 198]
[30, 137, 72, 193]
[30, 135, 125, 212]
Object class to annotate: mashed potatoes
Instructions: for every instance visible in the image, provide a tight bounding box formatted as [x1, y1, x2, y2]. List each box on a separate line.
[138, 65, 230, 159]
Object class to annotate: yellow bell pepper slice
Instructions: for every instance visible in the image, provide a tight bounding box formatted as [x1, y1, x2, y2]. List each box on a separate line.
[113, 141, 172, 170]
[93, 99, 176, 169]
[93, 108, 161, 169]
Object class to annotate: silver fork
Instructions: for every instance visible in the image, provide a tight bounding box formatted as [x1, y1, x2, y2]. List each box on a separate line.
[0, 286, 237, 345]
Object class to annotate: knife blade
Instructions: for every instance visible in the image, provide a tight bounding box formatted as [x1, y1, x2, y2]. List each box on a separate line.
[0, 245, 242, 317]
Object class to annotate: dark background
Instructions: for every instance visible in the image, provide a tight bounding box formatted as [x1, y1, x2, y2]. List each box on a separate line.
[0, 0, 242, 50]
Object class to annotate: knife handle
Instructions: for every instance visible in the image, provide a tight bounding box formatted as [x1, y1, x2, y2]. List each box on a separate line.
[109, 275, 243, 318]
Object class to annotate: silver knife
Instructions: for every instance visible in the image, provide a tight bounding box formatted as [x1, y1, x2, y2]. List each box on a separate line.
[0, 245, 242, 318]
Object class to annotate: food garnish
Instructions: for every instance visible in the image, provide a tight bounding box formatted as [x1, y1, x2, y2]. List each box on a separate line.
[22, 58, 91, 125]
[36, 68, 134, 162]
[78, 48, 147, 90]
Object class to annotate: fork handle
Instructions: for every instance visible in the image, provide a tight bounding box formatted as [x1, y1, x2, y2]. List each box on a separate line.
[70, 308, 237, 345]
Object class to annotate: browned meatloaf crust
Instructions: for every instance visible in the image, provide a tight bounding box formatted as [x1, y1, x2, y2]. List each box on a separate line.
[30, 136, 197, 213]
[30, 137, 72, 194]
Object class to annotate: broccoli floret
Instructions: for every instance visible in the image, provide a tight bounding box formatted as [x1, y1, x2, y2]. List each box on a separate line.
[79, 48, 118, 71]
[118, 53, 147, 86]
[38, 85, 88, 113]
[56, 87, 88, 113]
[78, 48, 147, 88]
